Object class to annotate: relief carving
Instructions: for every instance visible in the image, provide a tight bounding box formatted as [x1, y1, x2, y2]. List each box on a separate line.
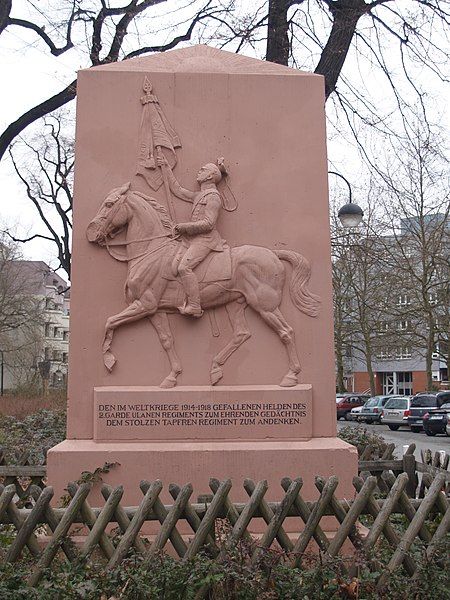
[86, 78, 321, 389]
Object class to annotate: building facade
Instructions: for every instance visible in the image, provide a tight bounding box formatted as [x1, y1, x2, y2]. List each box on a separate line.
[1, 261, 70, 392]
[336, 214, 449, 395]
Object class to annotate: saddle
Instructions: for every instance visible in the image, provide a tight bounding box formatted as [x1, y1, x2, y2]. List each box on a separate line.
[161, 243, 232, 283]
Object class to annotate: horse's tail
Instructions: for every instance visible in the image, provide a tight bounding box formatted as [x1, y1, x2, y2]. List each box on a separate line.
[275, 250, 321, 317]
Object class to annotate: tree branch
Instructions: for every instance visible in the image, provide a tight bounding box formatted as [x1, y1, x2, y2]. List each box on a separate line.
[0, 80, 77, 163]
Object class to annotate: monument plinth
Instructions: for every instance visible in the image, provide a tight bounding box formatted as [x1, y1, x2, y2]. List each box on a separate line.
[48, 45, 357, 506]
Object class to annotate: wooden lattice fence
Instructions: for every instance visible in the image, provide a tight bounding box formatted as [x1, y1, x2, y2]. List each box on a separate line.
[0, 469, 449, 590]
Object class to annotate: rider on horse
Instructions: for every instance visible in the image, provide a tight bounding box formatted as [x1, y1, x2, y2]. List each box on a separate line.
[158, 157, 227, 317]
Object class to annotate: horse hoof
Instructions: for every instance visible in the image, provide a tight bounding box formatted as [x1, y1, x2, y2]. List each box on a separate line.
[210, 366, 223, 386]
[104, 352, 116, 372]
[160, 375, 177, 389]
[279, 373, 298, 387]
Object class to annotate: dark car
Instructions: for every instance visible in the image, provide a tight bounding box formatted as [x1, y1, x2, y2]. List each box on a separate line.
[408, 391, 450, 433]
[357, 395, 394, 424]
[423, 402, 450, 436]
[336, 394, 370, 420]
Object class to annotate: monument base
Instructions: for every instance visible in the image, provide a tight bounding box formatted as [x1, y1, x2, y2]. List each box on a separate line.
[47, 437, 358, 508]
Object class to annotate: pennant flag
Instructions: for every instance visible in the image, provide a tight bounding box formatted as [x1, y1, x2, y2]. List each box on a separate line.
[137, 77, 181, 191]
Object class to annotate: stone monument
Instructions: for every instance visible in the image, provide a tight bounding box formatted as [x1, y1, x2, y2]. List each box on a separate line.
[47, 45, 357, 505]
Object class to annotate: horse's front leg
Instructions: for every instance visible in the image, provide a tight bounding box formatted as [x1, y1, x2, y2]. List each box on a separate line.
[149, 312, 182, 388]
[103, 300, 151, 371]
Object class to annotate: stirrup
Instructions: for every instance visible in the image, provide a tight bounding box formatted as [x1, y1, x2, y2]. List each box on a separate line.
[178, 301, 203, 318]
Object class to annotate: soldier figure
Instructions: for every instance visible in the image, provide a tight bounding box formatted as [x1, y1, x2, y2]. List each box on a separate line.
[158, 157, 228, 317]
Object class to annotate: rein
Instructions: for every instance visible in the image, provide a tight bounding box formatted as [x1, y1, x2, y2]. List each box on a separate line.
[105, 233, 177, 263]
[98, 190, 178, 262]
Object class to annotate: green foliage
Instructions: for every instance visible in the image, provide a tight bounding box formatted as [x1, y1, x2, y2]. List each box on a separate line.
[338, 424, 388, 456]
[0, 408, 66, 464]
[0, 540, 448, 600]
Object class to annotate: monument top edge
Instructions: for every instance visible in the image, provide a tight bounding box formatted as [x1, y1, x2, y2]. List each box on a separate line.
[93, 384, 313, 393]
[84, 44, 317, 77]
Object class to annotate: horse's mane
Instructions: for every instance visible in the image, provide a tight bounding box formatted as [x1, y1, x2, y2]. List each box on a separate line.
[132, 191, 174, 232]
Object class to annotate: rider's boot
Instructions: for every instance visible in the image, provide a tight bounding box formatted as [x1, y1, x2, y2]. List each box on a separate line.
[178, 273, 203, 317]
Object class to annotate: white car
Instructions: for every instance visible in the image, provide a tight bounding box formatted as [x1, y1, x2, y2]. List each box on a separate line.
[349, 405, 364, 421]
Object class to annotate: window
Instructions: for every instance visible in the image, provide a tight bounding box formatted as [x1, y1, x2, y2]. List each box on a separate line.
[45, 298, 54, 310]
[397, 294, 410, 306]
[62, 353, 68, 364]
[44, 347, 51, 360]
[398, 320, 409, 331]
[395, 346, 411, 360]
[385, 397, 408, 410]
[53, 350, 62, 361]
[63, 331, 69, 341]
[429, 292, 438, 305]
[376, 347, 392, 360]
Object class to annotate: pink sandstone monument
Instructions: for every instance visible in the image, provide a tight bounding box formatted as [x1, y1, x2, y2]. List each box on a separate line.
[47, 45, 357, 505]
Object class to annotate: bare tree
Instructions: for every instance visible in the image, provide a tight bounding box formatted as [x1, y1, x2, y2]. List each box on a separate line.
[1, 1, 449, 162]
[6, 115, 74, 279]
[0, 235, 43, 337]
[331, 202, 397, 395]
[0, 0, 228, 161]
[0, 234, 46, 391]
[376, 117, 450, 390]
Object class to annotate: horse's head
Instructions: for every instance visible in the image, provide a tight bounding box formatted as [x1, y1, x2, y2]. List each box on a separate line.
[86, 182, 131, 245]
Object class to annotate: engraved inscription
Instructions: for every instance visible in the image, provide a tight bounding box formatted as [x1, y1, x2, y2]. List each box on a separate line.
[93, 387, 313, 441]
[98, 401, 308, 430]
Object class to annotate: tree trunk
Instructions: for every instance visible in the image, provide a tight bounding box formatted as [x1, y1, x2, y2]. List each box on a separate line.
[266, 0, 291, 65]
[0, 0, 12, 36]
[314, 2, 366, 98]
[366, 355, 376, 396]
[426, 315, 434, 391]
[335, 342, 346, 392]
[363, 332, 376, 395]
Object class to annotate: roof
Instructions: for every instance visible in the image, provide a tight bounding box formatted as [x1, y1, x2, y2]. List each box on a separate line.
[9, 261, 69, 296]
[86, 44, 316, 77]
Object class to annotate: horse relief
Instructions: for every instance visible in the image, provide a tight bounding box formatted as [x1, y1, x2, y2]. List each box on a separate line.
[86, 169, 321, 389]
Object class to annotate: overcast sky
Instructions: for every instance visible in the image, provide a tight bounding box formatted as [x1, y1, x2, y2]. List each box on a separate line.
[1, 1, 448, 278]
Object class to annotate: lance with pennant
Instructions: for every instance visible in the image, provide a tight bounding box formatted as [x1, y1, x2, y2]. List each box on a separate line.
[136, 77, 181, 221]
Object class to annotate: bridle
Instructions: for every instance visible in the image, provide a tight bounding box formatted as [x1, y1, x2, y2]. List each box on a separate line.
[96, 190, 177, 262]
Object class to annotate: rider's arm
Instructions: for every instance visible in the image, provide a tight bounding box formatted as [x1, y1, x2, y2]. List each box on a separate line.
[178, 195, 221, 235]
[165, 168, 195, 203]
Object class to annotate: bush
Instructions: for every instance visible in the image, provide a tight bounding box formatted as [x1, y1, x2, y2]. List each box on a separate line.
[338, 424, 388, 456]
[0, 541, 448, 600]
[0, 408, 66, 464]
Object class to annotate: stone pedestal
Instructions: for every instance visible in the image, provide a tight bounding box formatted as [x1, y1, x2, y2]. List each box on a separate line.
[48, 436, 357, 508]
[47, 45, 357, 509]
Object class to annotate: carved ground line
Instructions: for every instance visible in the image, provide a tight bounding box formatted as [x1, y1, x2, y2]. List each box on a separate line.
[0, 472, 448, 588]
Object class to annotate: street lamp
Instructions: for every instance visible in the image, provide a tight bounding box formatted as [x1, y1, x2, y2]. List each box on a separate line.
[329, 171, 364, 228]
[0, 350, 4, 396]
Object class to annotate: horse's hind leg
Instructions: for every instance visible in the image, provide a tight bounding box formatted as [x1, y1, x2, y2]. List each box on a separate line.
[210, 298, 251, 385]
[256, 307, 301, 387]
[150, 312, 182, 388]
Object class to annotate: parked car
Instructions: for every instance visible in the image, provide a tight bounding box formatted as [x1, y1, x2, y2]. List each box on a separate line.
[336, 394, 370, 420]
[349, 405, 364, 421]
[423, 402, 450, 436]
[381, 396, 412, 430]
[357, 395, 394, 424]
[407, 391, 450, 433]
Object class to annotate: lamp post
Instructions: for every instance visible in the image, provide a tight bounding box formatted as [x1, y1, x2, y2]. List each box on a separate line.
[0, 350, 4, 396]
[329, 171, 364, 228]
